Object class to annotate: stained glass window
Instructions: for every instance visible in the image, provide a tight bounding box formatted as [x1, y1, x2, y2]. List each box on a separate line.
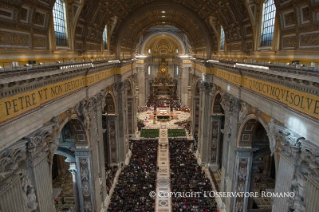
[53, 0, 67, 46]
[261, 0, 276, 47]
[148, 66, 151, 75]
[220, 27, 225, 50]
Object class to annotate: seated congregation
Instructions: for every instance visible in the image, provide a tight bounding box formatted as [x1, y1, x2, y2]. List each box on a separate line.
[170, 139, 218, 212]
[108, 140, 158, 211]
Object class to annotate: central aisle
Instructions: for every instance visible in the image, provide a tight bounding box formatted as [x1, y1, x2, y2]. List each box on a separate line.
[155, 128, 172, 212]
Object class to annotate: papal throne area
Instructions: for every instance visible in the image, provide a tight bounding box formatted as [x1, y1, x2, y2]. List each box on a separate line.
[0, 0, 319, 212]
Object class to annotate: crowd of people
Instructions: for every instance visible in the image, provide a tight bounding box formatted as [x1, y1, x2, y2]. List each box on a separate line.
[108, 140, 158, 211]
[170, 139, 218, 212]
[105, 165, 118, 194]
[137, 106, 148, 113]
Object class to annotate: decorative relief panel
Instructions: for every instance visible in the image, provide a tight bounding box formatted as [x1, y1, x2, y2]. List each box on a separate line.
[127, 100, 133, 135]
[68, 119, 88, 145]
[211, 121, 219, 163]
[282, 35, 297, 49]
[300, 6, 310, 24]
[39, 0, 52, 7]
[87, 42, 100, 51]
[105, 95, 115, 114]
[234, 157, 249, 212]
[194, 100, 200, 134]
[33, 35, 47, 49]
[0, 8, 15, 20]
[109, 121, 117, 163]
[0, 29, 30, 48]
[283, 11, 295, 28]
[245, 25, 252, 37]
[76, 26, 83, 36]
[228, 43, 241, 52]
[239, 119, 258, 147]
[300, 31, 319, 48]
[34, 10, 47, 28]
[79, 158, 92, 211]
[20, 7, 30, 23]
[245, 42, 253, 50]
[314, 11, 319, 23]
[75, 41, 83, 50]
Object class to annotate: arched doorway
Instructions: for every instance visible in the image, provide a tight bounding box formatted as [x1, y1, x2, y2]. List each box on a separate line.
[52, 118, 88, 212]
[236, 117, 276, 212]
[210, 93, 225, 191]
[102, 93, 117, 165]
[248, 122, 275, 211]
[102, 93, 120, 195]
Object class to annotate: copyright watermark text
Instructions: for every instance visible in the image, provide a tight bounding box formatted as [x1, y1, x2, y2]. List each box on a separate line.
[149, 191, 295, 198]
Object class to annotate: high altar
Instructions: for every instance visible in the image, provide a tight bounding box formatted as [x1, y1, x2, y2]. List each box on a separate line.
[148, 59, 180, 122]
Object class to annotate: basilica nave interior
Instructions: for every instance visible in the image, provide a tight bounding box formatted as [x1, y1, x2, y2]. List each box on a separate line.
[0, 0, 319, 212]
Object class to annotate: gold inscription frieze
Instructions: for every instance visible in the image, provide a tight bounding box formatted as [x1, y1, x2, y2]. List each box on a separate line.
[195, 64, 319, 119]
[0, 76, 86, 123]
[0, 64, 134, 124]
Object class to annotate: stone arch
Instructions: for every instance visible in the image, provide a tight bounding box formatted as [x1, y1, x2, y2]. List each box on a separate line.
[49, 112, 89, 212]
[211, 91, 224, 115]
[114, 3, 213, 59]
[55, 147, 75, 162]
[210, 90, 226, 171]
[125, 79, 134, 97]
[48, 112, 89, 163]
[58, 115, 89, 146]
[238, 114, 277, 210]
[195, 80, 201, 96]
[140, 32, 186, 56]
[237, 113, 281, 181]
[104, 93, 116, 115]
[236, 114, 269, 147]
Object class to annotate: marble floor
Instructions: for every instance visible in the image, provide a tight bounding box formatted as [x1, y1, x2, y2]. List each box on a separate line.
[52, 172, 76, 212]
[155, 129, 171, 212]
[252, 175, 275, 210]
[138, 110, 190, 130]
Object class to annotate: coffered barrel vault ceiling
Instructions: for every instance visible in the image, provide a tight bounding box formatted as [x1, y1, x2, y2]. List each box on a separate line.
[78, 0, 253, 57]
[1, 0, 319, 57]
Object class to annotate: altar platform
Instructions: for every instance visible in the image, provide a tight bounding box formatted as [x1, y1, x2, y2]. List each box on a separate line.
[149, 113, 177, 120]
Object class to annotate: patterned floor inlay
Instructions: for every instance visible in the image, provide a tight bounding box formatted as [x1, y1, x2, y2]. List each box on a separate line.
[53, 172, 75, 212]
[156, 129, 171, 211]
[157, 178, 170, 186]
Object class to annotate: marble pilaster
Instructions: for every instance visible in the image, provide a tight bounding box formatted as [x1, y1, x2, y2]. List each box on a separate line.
[69, 163, 80, 212]
[218, 92, 241, 212]
[197, 82, 216, 165]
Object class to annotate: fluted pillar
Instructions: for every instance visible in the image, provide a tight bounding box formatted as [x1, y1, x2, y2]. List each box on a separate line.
[218, 92, 241, 211]
[197, 82, 216, 165]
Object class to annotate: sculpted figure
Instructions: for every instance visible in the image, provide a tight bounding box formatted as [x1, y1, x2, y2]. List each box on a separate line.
[238, 102, 248, 123]
[27, 187, 38, 211]
[267, 118, 277, 156]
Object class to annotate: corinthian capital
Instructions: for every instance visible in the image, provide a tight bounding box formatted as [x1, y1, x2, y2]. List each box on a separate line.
[112, 82, 125, 96]
[277, 127, 304, 159]
[199, 82, 216, 96]
[220, 92, 240, 113]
